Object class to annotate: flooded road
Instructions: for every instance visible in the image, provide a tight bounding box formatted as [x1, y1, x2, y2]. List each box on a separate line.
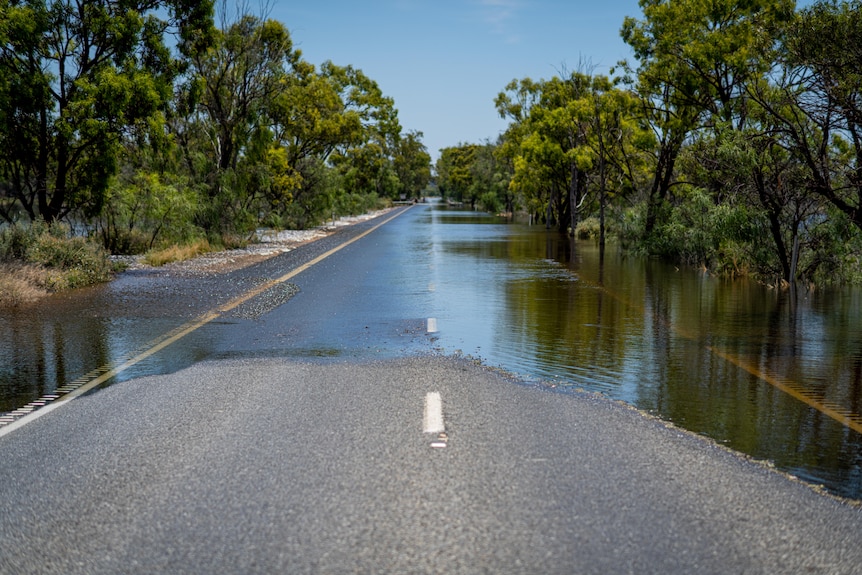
[2, 203, 862, 500]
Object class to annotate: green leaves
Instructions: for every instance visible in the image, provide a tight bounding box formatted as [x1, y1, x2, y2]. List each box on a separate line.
[0, 0, 214, 222]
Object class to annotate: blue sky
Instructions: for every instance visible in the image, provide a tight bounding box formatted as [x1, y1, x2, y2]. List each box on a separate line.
[271, 1, 641, 161]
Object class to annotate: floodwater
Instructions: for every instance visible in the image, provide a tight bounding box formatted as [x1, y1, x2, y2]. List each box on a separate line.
[2, 203, 862, 500]
[421, 206, 862, 500]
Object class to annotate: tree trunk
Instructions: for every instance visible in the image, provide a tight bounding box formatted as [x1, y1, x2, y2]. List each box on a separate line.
[645, 137, 680, 236]
[569, 161, 578, 235]
[36, 106, 50, 222]
[789, 225, 800, 284]
[599, 153, 606, 249]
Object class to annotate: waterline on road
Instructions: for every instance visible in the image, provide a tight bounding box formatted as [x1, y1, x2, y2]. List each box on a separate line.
[0, 208, 412, 437]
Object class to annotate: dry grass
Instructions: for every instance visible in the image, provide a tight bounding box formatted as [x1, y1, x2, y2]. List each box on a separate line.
[143, 239, 213, 267]
[0, 263, 53, 307]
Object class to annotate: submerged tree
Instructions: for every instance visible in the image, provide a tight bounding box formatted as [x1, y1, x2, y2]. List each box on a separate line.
[619, 0, 794, 236]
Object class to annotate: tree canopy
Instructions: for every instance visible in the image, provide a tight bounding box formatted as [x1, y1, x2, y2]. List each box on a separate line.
[437, 0, 862, 286]
[0, 1, 431, 247]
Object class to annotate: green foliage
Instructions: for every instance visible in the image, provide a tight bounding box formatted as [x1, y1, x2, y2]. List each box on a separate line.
[478, 191, 503, 214]
[0, 0, 214, 223]
[645, 187, 763, 271]
[436, 141, 512, 214]
[392, 130, 432, 199]
[496, 72, 653, 233]
[800, 210, 862, 285]
[95, 170, 200, 254]
[0, 0, 429, 261]
[0, 221, 113, 288]
[575, 217, 601, 240]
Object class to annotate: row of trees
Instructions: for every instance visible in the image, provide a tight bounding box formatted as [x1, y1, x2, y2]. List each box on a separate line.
[437, 0, 862, 285]
[0, 1, 431, 253]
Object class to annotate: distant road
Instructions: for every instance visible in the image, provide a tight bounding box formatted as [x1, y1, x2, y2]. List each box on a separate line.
[1, 207, 861, 574]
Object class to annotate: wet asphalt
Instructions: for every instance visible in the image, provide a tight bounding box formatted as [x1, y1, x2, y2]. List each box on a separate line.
[1, 207, 862, 573]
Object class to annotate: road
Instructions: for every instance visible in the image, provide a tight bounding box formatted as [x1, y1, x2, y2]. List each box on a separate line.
[2, 206, 862, 574]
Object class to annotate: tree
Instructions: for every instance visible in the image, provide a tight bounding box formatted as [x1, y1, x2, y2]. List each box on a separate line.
[183, 12, 300, 232]
[270, 61, 401, 226]
[761, 0, 862, 231]
[619, 0, 794, 236]
[497, 74, 594, 231]
[0, 0, 214, 223]
[583, 75, 655, 247]
[392, 130, 431, 199]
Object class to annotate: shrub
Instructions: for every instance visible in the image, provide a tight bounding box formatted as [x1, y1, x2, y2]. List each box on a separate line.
[0, 222, 115, 305]
[0, 264, 50, 306]
[143, 239, 212, 267]
[478, 191, 503, 215]
[575, 217, 601, 240]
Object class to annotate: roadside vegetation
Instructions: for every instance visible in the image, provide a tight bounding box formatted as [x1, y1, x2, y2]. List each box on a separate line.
[0, 223, 115, 307]
[0, 1, 430, 304]
[0, 1, 428, 305]
[3, 0, 861, 300]
[436, 0, 862, 287]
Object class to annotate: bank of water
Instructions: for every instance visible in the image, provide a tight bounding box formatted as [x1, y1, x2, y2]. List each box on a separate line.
[422, 207, 862, 500]
[2, 204, 861, 500]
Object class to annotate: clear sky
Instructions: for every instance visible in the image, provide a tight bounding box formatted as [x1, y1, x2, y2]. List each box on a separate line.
[271, 1, 642, 161]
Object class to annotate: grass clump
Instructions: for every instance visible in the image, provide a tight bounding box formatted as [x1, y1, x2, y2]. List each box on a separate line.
[0, 264, 51, 306]
[575, 217, 602, 240]
[0, 221, 115, 307]
[143, 239, 213, 267]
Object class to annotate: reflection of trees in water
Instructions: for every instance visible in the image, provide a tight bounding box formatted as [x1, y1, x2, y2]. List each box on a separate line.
[0, 309, 111, 414]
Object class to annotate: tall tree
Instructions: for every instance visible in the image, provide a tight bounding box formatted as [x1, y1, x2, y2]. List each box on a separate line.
[583, 75, 655, 247]
[270, 61, 401, 225]
[392, 130, 431, 199]
[0, 0, 214, 223]
[619, 0, 794, 235]
[497, 74, 594, 231]
[184, 12, 300, 233]
[761, 0, 862, 231]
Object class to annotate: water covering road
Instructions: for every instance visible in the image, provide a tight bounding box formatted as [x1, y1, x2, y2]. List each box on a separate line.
[3, 203, 862, 574]
[1, 202, 862, 500]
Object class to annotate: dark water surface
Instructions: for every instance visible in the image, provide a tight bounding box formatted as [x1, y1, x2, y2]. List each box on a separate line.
[421, 206, 862, 500]
[2, 203, 862, 500]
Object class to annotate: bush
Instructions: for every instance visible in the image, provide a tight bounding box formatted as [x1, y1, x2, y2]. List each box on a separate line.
[575, 217, 601, 240]
[0, 222, 115, 303]
[478, 191, 503, 215]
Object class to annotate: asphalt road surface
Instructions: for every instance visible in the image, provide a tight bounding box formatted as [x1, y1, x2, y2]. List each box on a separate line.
[2, 207, 862, 574]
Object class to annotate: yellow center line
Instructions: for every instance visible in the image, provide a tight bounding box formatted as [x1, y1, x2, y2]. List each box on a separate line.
[0, 207, 412, 438]
[707, 346, 862, 435]
[581, 270, 862, 436]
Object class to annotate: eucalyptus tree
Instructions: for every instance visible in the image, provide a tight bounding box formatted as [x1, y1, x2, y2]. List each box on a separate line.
[619, 0, 794, 236]
[496, 72, 650, 235]
[392, 130, 431, 200]
[496, 74, 594, 231]
[471, 139, 514, 215]
[183, 13, 301, 232]
[435, 144, 479, 205]
[582, 75, 655, 247]
[759, 0, 862, 232]
[435, 141, 510, 213]
[494, 78, 543, 218]
[0, 0, 214, 224]
[269, 61, 402, 227]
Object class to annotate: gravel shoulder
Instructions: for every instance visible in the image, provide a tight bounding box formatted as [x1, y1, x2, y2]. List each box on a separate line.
[120, 208, 395, 277]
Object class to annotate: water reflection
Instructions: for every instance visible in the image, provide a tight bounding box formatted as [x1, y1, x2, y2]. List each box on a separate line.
[0, 282, 220, 414]
[426, 206, 862, 500]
